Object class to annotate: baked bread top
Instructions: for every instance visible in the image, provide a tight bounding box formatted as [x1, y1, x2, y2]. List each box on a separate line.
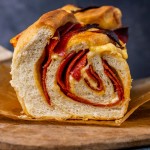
[10, 9, 77, 49]
[62, 4, 122, 30]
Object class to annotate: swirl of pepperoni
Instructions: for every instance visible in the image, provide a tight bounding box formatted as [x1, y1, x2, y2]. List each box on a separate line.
[42, 22, 124, 106]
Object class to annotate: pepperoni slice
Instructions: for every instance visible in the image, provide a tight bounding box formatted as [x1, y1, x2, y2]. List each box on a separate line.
[54, 24, 82, 56]
[114, 27, 128, 43]
[65, 50, 87, 89]
[42, 23, 81, 104]
[56, 51, 124, 107]
[71, 53, 87, 81]
[41, 22, 124, 106]
[57, 51, 76, 91]
[85, 65, 103, 91]
[102, 59, 124, 101]
[42, 39, 59, 104]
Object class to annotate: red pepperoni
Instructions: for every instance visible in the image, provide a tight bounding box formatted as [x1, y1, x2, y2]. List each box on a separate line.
[53, 24, 82, 56]
[65, 50, 87, 89]
[42, 23, 81, 104]
[102, 59, 124, 101]
[42, 39, 58, 104]
[57, 51, 76, 91]
[41, 22, 124, 106]
[56, 51, 124, 107]
[71, 53, 87, 81]
[56, 50, 88, 91]
[85, 65, 103, 91]
[114, 27, 128, 43]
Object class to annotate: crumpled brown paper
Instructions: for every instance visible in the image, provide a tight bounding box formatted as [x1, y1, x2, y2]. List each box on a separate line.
[0, 64, 150, 126]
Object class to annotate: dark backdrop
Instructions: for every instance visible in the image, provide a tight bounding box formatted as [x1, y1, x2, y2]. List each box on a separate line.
[0, 0, 150, 79]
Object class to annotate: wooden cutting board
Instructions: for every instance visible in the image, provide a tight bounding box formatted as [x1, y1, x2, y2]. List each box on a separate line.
[0, 49, 150, 150]
[0, 102, 150, 150]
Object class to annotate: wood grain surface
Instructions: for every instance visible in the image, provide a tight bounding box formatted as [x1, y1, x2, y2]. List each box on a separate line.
[0, 49, 150, 150]
[0, 101, 150, 150]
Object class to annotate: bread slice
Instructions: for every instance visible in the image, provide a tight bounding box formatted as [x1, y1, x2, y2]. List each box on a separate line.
[10, 8, 131, 121]
[45, 31, 131, 120]
[10, 9, 77, 120]
[62, 4, 122, 30]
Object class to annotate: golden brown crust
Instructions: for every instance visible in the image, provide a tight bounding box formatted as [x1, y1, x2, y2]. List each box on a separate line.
[37, 9, 77, 30]
[67, 31, 112, 49]
[10, 33, 22, 47]
[10, 9, 77, 48]
[62, 5, 122, 30]
[61, 4, 80, 13]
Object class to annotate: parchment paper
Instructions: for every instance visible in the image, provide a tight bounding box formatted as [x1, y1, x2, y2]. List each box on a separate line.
[0, 64, 150, 126]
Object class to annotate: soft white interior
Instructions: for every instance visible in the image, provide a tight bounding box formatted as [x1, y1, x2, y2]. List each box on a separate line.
[10, 28, 70, 119]
[70, 54, 118, 104]
[11, 29, 130, 120]
[46, 43, 130, 120]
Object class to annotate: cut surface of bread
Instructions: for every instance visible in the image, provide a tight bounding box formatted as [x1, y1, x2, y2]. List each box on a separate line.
[10, 8, 131, 121]
[10, 9, 77, 120]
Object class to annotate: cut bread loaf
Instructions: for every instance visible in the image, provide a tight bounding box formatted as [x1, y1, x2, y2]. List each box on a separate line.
[10, 8, 131, 121]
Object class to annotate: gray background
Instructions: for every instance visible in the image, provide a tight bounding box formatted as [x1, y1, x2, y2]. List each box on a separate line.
[0, 0, 150, 79]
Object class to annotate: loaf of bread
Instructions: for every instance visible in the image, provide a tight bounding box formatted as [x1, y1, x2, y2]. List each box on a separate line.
[10, 8, 131, 121]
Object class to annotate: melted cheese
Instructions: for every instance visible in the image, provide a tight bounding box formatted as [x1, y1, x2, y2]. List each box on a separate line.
[88, 43, 127, 59]
[66, 31, 128, 59]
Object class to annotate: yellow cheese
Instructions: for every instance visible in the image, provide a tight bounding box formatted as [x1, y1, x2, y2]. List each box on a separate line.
[66, 31, 128, 59]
